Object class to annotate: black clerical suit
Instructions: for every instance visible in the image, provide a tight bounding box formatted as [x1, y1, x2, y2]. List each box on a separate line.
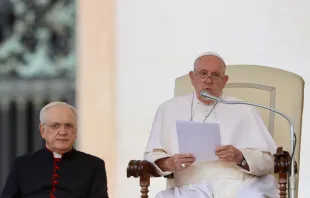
[0, 147, 109, 198]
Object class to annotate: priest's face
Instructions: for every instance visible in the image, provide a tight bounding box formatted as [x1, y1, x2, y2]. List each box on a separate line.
[40, 104, 77, 154]
[189, 55, 228, 104]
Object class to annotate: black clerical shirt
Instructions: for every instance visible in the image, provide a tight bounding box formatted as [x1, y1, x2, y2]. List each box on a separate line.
[0, 147, 109, 198]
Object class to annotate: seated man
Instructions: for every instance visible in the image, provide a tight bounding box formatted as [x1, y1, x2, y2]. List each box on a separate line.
[0, 102, 109, 198]
[143, 52, 279, 198]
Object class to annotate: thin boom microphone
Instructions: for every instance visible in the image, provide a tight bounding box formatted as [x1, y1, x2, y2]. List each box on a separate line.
[200, 90, 297, 198]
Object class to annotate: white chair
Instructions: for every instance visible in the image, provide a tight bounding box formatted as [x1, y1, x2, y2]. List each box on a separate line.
[128, 65, 304, 198]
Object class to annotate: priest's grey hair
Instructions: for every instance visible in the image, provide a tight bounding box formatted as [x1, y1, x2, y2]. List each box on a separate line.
[193, 51, 226, 70]
[40, 101, 77, 124]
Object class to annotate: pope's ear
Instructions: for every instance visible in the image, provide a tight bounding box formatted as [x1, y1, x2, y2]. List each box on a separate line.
[189, 71, 195, 81]
[223, 75, 229, 84]
[189, 71, 195, 86]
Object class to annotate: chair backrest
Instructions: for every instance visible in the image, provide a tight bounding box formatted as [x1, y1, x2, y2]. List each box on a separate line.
[174, 65, 304, 167]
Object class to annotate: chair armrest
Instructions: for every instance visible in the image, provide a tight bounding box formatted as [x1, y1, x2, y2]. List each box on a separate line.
[273, 147, 298, 198]
[127, 160, 161, 178]
[127, 160, 174, 198]
[127, 160, 161, 198]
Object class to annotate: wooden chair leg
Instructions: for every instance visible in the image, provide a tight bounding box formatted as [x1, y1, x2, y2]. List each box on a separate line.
[279, 173, 288, 198]
[274, 147, 292, 198]
[140, 173, 150, 198]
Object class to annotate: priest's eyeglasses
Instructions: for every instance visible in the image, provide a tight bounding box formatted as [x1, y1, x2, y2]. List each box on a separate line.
[43, 123, 76, 132]
[194, 70, 223, 82]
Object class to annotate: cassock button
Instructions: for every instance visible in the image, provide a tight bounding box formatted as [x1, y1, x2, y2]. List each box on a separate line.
[54, 174, 60, 178]
[55, 158, 61, 162]
[55, 166, 60, 170]
[54, 181, 59, 185]
[53, 187, 56, 191]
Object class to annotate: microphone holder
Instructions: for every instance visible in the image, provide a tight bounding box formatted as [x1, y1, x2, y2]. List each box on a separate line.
[200, 91, 297, 198]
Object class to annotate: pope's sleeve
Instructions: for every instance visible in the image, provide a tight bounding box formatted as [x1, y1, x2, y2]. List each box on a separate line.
[236, 106, 277, 176]
[143, 106, 173, 176]
[237, 148, 274, 176]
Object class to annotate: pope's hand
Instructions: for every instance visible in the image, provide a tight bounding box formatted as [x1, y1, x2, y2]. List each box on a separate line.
[215, 145, 243, 164]
[167, 153, 196, 171]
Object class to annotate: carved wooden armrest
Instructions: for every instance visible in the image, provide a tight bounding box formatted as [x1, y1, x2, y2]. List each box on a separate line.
[127, 160, 160, 198]
[127, 160, 174, 197]
[127, 160, 160, 178]
[274, 147, 298, 198]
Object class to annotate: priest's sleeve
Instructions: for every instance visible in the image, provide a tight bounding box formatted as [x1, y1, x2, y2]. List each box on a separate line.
[0, 158, 21, 198]
[88, 159, 109, 198]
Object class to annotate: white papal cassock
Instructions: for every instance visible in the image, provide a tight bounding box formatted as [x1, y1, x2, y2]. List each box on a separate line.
[144, 93, 279, 198]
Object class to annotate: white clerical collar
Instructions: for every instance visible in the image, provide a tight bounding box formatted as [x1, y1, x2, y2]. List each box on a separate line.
[53, 152, 62, 158]
[45, 144, 63, 158]
[45, 144, 74, 159]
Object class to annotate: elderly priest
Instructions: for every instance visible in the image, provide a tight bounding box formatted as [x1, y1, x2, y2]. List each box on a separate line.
[143, 52, 279, 198]
[0, 102, 109, 198]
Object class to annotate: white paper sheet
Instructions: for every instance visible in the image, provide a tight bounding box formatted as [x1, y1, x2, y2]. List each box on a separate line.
[176, 120, 222, 163]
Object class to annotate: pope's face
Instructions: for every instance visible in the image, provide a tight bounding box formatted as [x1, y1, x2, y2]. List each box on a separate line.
[189, 55, 228, 104]
[39, 104, 77, 153]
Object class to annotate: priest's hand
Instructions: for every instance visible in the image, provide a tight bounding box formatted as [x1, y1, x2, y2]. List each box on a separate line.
[155, 153, 196, 172]
[215, 145, 243, 164]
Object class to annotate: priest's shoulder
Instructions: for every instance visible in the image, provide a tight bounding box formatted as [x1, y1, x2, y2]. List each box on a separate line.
[7, 149, 45, 168]
[74, 150, 106, 166]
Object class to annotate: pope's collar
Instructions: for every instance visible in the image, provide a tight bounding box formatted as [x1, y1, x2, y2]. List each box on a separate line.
[193, 92, 216, 107]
